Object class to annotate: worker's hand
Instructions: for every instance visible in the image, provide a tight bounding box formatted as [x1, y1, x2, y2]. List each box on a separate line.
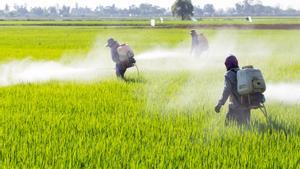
[214, 104, 222, 113]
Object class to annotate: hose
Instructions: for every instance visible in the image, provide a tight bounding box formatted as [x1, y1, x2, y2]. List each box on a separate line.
[134, 63, 140, 77]
[259, 103, 269, 123]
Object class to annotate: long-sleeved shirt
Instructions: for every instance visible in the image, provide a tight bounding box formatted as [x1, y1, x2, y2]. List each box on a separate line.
[111, 46, 120, 63]
[191, 35, 200, 49]
[218, 68, 243, 109]
[198, 34, 209, 51]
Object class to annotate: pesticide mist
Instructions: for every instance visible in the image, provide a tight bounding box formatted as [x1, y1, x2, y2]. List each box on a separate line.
[0, 33, 228, 86]
[0, 43, 114, 86]
[0, 31, 299, 105]
[266, 83, 300, 104]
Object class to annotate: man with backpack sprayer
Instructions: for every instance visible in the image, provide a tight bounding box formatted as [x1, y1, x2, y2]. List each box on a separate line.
[215, 55, 267, 126]
[106, 38, 137, 79]
[190, 30, 209, 57]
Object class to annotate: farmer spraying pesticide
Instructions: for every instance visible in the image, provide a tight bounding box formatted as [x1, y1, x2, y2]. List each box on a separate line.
[106, 38, 136, 79]
[215, 55, 267, 126]
[190, 30, 209, 57]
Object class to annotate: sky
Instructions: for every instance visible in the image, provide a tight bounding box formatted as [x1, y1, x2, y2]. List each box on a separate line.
[0, 0, 299, 10]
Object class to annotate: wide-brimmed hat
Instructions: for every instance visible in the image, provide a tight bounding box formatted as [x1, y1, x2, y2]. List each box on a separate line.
[105, 38, 116, 47]
[190, 30, 197, 35]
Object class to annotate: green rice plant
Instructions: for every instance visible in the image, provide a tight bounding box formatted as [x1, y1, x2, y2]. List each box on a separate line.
[0, 23, 299, 168]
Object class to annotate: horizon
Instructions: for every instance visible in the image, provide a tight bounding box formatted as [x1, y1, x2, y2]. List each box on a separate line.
[0, 0, 300, 10]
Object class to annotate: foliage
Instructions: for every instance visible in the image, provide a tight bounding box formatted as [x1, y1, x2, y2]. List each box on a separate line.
[171, 0, 194, 20]
[203, 4, 215, 17]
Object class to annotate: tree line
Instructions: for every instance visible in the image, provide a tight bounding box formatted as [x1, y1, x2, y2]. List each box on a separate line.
[0, 0, 299, 19]
[0, 4, 168, 18]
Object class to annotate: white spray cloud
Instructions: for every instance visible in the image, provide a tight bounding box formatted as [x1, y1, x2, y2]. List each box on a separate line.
[0, 41, 114, 86]
[0, 30, 273, 87]
[265, 83, 300, 104]
[165, 76, 200, 111]
[136, 32, 300, 106]
[0, 31, 298, 107]
[135, 30, 273, 72]
[134, 33, 236, 72]
[136, 47, 209, 71]
[137, 48, 180, 60]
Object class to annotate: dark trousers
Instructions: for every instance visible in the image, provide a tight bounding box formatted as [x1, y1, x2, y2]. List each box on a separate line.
[116, 63, 127, 79]
[225, 107, 251, 126]
[115, 58, 135, 79]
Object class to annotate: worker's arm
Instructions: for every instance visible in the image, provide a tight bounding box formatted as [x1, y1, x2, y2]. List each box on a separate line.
[218, 76, 231, 106]
[190, 37, 198, 55]
[111, 49, 120, 63]
[190, 42, 193, 55]
[215, 76, 231, 113]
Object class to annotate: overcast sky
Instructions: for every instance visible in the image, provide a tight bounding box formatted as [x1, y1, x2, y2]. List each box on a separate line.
[0, 0, 299, 10]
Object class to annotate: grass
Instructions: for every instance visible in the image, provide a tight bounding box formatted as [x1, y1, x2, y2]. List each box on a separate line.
[0, 24, 299, 168]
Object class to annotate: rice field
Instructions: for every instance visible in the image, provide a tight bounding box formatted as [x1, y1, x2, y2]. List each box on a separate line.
[0, 21, 299, 168]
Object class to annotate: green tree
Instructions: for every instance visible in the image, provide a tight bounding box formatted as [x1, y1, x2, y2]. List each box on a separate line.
[203, 4, 215, 16]
[171, 0, 194, 20]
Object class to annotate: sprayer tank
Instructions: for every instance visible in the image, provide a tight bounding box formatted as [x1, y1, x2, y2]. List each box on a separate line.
[117, 44, 134, 62]
[237, 66, 266, 95]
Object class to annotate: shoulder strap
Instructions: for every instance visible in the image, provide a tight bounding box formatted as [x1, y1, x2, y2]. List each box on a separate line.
[229, 68, 239, 73]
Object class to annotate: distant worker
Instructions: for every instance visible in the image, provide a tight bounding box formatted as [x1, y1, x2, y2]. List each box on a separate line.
[190, 30, 209, 57]
[106, 38, 136, 79]
[246, 16, 253, 22]
[214, 55, 251, 126]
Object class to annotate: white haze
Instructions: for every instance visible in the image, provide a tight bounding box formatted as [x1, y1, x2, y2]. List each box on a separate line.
[265, 83, 300, 104]
[136, 30, 272, 72]
[0, 41, 114, 86]
[0, 32, 298, 105]
[136, 48, 209, 71]
[136, 32, 300, 106]
[0, 30, 266, 87]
